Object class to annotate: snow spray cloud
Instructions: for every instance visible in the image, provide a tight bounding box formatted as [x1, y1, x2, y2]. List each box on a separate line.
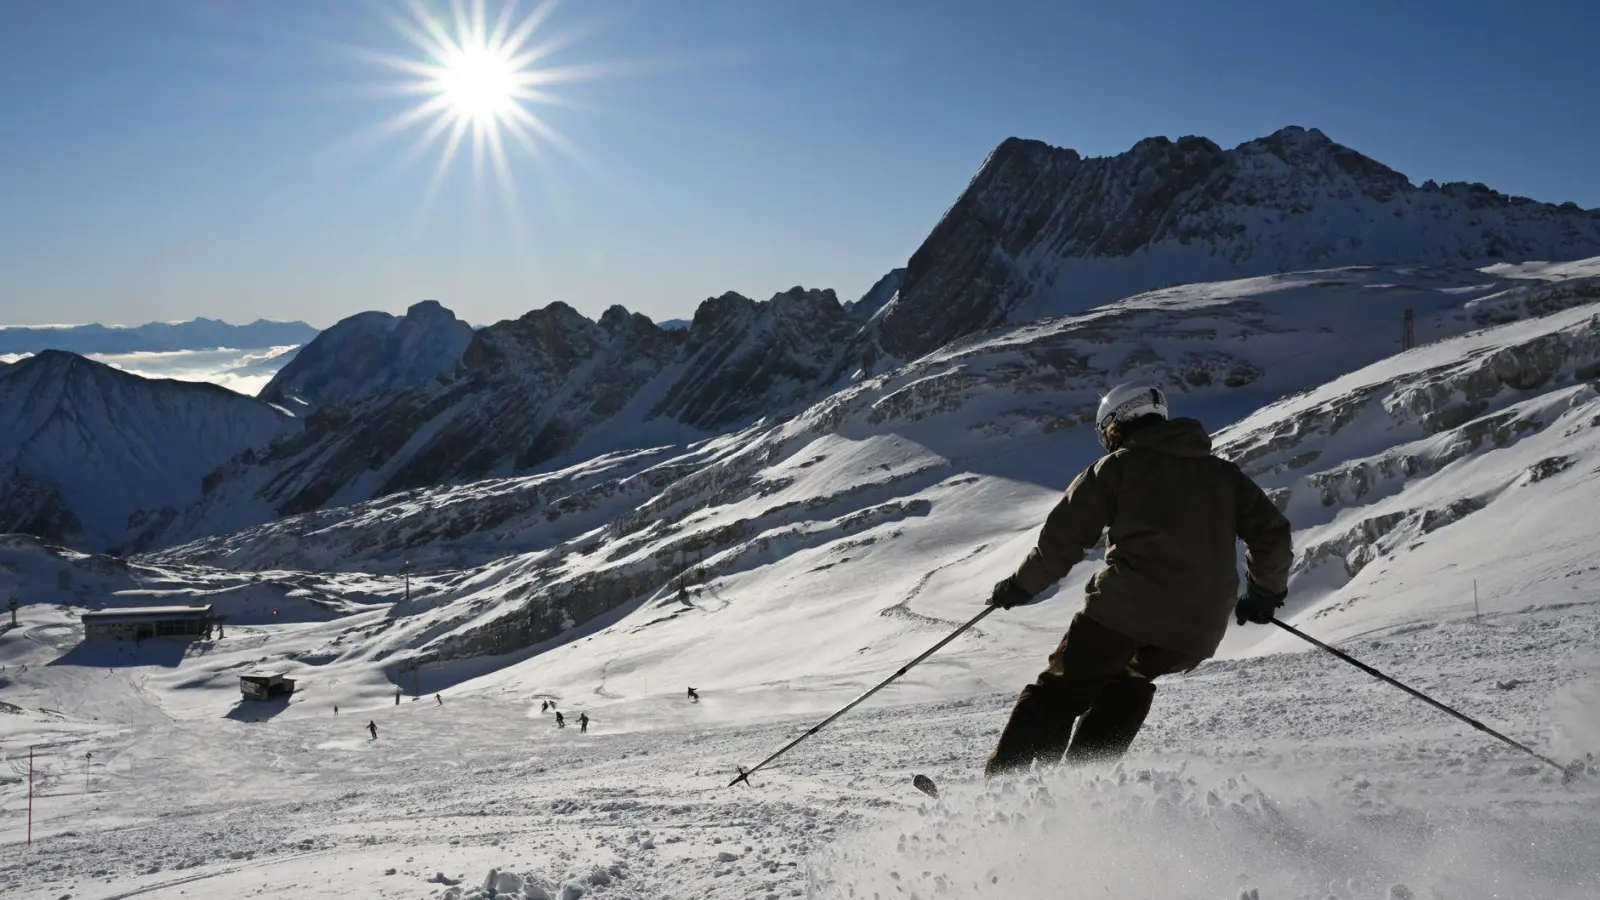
[809, 764, 1600, 899]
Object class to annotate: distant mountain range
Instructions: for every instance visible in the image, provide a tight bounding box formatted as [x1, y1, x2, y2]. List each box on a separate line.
[10, 125, 1600, 563]
[0, 317, 318, 355]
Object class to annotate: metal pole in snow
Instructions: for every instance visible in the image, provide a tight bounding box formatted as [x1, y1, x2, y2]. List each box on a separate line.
[27, 746, 33, 845]
[1474, 580, 1480, 624]
[1272, 618, 1580, 781]
[729, 605, 997, 787]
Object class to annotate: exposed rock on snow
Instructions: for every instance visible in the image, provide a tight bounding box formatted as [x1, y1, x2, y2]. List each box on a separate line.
[872, 126, 1600, 362]
[260, 300, 474, 409]
[261, 263, 1600, 671]
[1214, 296, 1600, 609]
[0, 351, 297, 550]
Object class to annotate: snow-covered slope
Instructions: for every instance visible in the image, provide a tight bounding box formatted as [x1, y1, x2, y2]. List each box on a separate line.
[0, 351, 298, 550]
[133, 262, 1600, 706]
[259, 300, 474, 409]
[137, 288, 859, 550]
[872, 126, 1600, 362]
[6, 271, 1600, 900]
[0, 317, 316, 355]
[145, 443, 713, 574]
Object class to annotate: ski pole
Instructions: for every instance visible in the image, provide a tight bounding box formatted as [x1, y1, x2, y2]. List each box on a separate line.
[1271, 617, 1582, 781]
[730, 605, 997, 787]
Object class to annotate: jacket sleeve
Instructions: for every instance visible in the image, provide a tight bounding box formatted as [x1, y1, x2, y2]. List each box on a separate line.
[1234, 470, 1293, 595]
[1012, 460, 1115, 596]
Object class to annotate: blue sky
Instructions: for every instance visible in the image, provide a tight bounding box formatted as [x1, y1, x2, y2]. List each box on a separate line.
[0, 0, 1595, 329]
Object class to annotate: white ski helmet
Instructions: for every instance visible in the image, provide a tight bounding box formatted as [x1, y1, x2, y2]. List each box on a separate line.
[1095, 382, 1169, 450]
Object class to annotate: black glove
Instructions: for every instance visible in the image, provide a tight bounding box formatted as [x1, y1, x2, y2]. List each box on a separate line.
[1234, 580, 1286, 625]
[988, 576, 1037, 610]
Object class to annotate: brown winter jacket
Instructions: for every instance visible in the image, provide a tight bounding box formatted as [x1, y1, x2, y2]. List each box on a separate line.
[1011, 417, 1293, 659]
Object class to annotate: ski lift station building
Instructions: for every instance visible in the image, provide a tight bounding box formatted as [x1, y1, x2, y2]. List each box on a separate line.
[80, 604, 214, 641]
[239, 672, 296, 701]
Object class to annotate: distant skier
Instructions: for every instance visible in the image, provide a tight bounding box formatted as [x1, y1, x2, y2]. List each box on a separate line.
[983, 383, 1293, 777]
[367, 720, 378, 740]
[435, 694, 443, 705]
[555, 711, 566, 728]
[578, 713, 589, 733]
[334, 704, 339, 715]
[686, 687, 699, 702]
[394, 689, 401, 706]
[541, 700, 549, 712]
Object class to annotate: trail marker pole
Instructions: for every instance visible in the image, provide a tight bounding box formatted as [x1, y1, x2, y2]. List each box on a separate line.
[1474, 580, 1480, 625]
[27, 746, 33, 846]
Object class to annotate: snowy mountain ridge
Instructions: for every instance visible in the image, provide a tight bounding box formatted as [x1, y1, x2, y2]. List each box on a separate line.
[871, 125, 1600, 363]
[0, 350, 298, 551]
[90, 126, 1600, 557]
[136, 261, 1600, 690]
[259, 300, 475, 410]
[129, 287, 859, 551]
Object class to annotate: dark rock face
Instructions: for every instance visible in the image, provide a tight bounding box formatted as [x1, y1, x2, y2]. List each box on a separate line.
[0, 467, 82, 546]
[846, 269, 907, 320]
[875, 126, 1600, 361]
[259, 300, 474, 409]
[651, 287, 856, 429]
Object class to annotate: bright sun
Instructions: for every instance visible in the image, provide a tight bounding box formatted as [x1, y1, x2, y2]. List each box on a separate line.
[354, 0, 607, 211]
[436, 44, 519, 124]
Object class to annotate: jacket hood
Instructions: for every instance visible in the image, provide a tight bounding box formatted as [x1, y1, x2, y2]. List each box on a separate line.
[1118, 416, 1213, 457]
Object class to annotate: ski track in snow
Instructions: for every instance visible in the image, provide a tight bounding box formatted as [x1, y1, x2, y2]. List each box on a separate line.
[3, 606, 1597, 899]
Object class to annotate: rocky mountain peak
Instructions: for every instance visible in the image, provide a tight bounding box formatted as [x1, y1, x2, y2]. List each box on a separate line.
[259, 300, 474, 409]
[872, 126, 1600, 361]
[405, 299, 455, 322]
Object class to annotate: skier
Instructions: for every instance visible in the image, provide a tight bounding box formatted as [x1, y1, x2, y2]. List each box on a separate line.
[578, 712, 589, 733]
[367, 720, 378, 741]
[686, 686, 699, 702]
[555, 711, 566, 728]
[334, 704, 339, 715]
[394, 689, 401, 706]
[541, 700, 548, 713]
[983, 383, 1293, 777]
[435, 694, 443, 705]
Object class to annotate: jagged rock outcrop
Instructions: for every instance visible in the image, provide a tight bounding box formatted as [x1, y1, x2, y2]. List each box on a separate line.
[874, 126, 1600, 361]
[846, 269, 907, 320]
[140, 289, 860, 548]
[259, 300, 474, 409]
[650, 287, 856, 429]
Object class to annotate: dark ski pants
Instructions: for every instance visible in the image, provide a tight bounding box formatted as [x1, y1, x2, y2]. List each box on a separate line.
[986, 612, 1202, 777]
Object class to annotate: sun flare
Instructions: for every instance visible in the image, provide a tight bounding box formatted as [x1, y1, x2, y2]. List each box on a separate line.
[352, 0, 610, 217]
